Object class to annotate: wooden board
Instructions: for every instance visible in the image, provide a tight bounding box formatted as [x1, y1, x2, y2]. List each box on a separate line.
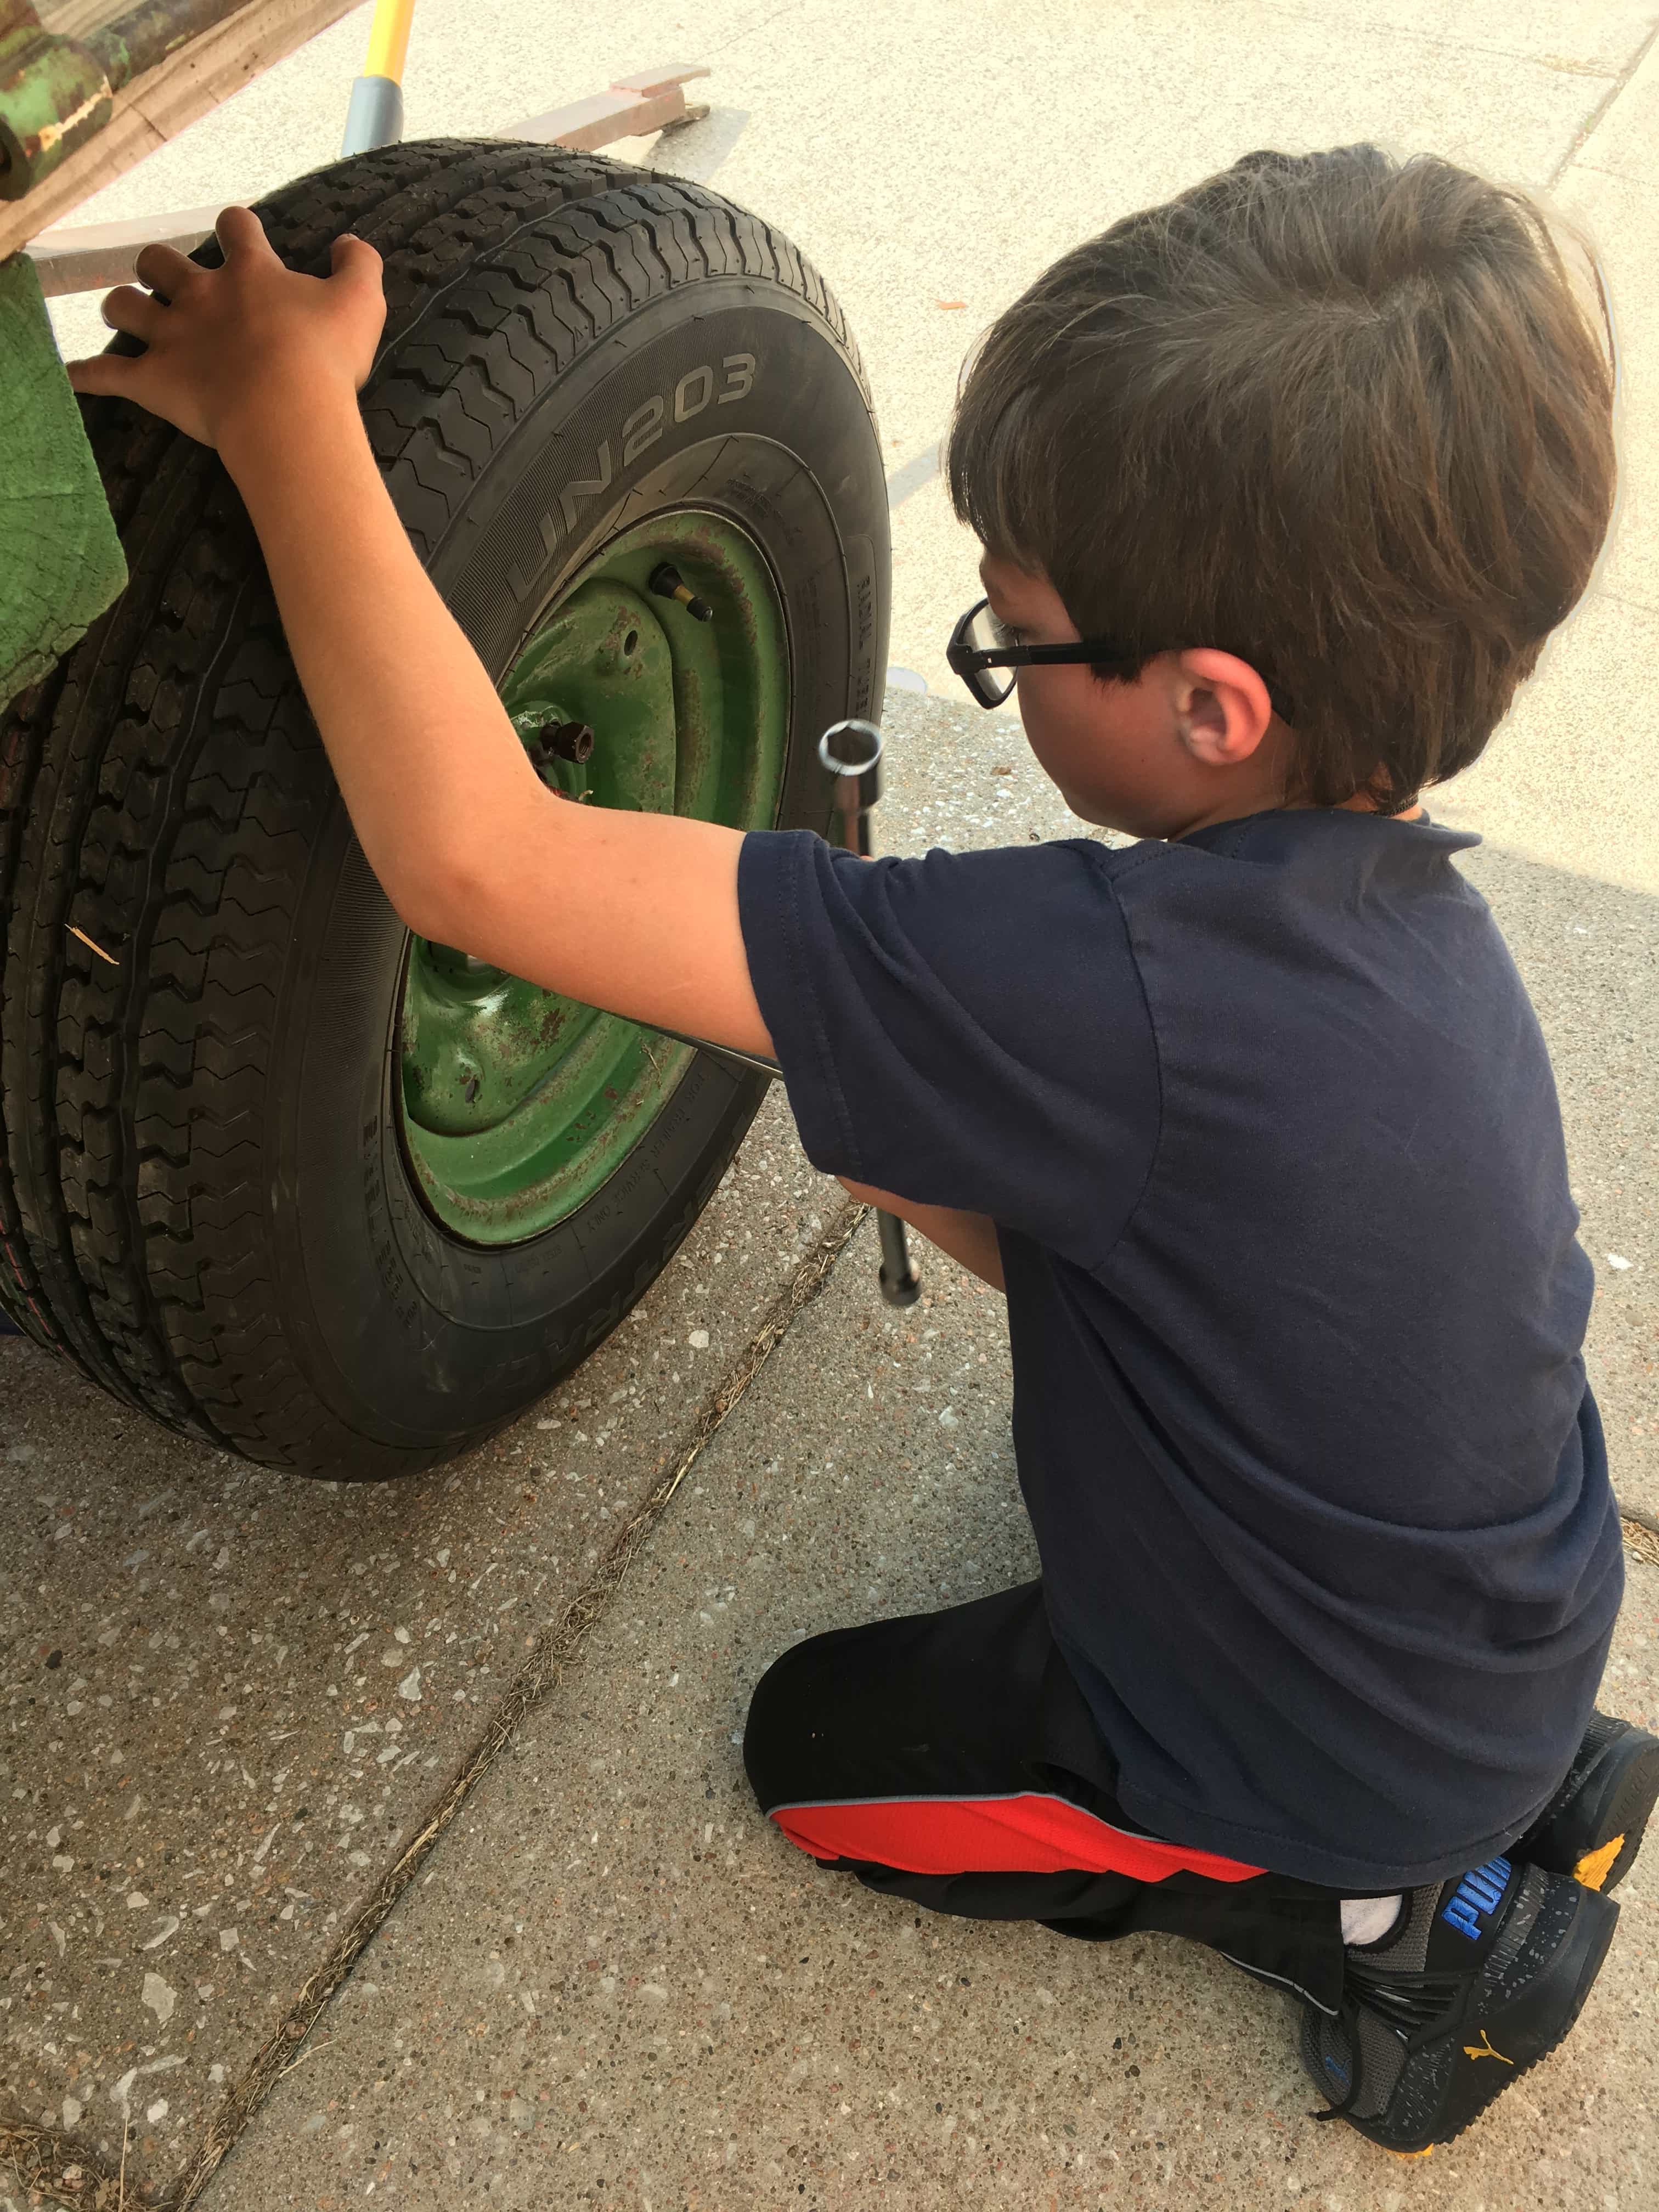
[25, 63, 712, 294]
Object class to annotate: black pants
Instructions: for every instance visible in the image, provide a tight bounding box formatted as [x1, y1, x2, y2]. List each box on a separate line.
[743, 1579, 1353, 2015]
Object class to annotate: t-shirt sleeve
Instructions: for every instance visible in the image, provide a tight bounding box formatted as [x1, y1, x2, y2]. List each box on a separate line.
[737, 830, 1161, 1268]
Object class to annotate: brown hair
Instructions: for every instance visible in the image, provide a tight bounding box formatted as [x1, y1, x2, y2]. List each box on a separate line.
[946, 145, 1616, 812]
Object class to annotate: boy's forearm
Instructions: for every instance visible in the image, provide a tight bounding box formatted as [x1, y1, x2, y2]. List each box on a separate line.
[222, 393, 537, 930]
[218, 394, 773, 1056]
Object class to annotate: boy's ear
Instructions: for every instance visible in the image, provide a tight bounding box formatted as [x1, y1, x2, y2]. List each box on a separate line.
[1170, 648, 1274, 766]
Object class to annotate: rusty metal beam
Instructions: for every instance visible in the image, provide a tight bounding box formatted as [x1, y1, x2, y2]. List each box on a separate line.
[0, 0, 357, 258]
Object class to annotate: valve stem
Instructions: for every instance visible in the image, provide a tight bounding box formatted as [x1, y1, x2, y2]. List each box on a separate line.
[648, 563, 715, 622]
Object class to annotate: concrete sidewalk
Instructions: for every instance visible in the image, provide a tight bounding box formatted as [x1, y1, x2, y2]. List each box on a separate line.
[205, 1202, 1659, 2212]
[7, 2, 1659, 2207]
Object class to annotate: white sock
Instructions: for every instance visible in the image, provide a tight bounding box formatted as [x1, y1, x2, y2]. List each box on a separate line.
[1340, 1893, 1404, 1948]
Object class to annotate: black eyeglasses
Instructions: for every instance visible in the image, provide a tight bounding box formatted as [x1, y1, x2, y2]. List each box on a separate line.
[946, 597, 1133, 709]
[946, 597, 1293, 720]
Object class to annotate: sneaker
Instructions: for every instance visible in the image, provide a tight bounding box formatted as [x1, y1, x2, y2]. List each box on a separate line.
[1514, 1710, 1659, 1895]
[1301, 1855, 1618, 2154]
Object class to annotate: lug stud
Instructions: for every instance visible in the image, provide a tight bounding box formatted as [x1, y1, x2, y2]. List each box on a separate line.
[540, 719, 596, 763]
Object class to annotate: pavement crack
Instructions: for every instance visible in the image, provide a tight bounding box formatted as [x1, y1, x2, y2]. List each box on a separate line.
[153, 1202, 868, 2211]
[0, 2120, 125, 2212]
[1550, 18, 1659, 185]
[1622, 1507, 1659, 1568]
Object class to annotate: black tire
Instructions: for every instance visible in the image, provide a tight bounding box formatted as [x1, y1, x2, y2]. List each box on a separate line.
[0, 141, 889, 1476]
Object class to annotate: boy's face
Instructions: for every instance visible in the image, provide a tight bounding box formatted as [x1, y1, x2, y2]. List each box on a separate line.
[979, 555, 1293, 840]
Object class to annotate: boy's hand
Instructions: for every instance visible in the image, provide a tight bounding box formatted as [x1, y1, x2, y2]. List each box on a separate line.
[65, 207, 385, 453]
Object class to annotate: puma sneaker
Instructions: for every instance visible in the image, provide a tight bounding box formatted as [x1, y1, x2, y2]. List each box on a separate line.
[1514, 1710, 1659, 1895]
[1301, 1855, 1618, 2153]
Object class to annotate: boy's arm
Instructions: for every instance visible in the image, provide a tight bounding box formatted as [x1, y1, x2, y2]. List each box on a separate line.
[67, 212, 772, 1059]
[839, 1180, 1006, 1293]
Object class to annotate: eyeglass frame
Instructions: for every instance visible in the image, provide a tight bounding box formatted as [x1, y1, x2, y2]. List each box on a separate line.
[946, 596, 1139, 710]
[945, 596, 1291, 720]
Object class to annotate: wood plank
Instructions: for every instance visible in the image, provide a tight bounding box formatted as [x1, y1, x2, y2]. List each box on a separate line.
[607, 65, 712, 100]
[37, 5, 156, 37]
[36, 3, 149, 37]
[29, 62, 715, 292]
[28, 200, 218, 292]
[503, 66, 709, 156]
[0, 0, 358, 258]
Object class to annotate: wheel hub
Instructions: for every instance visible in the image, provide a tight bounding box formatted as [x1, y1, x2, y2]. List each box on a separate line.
[396, 513, 788, 1245]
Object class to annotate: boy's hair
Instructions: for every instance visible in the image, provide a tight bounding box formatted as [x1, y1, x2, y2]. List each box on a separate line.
[947, 145, 1616, 813]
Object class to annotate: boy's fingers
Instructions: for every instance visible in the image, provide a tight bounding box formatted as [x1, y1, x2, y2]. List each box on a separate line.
[132, 240, 200, 298]
[214, 204, 276, 262]
[65, 354, 140, 399]
[99, 284, 162, 341]
[329, 232, 385, 290]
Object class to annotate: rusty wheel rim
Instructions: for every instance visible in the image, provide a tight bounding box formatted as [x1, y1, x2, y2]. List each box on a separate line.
[396, 511, 789, 1245]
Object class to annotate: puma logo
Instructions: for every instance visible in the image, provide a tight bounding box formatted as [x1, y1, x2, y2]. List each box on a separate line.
[1462, 2030, 1513, 2066]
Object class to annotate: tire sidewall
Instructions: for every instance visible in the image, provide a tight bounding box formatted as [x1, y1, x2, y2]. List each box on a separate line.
[272, 278, 887, 1458]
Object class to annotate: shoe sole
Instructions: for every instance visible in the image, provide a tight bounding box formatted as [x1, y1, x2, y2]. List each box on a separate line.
[1348, 1883, 1621, 2155]
[1530, 1730, 1659, 1895]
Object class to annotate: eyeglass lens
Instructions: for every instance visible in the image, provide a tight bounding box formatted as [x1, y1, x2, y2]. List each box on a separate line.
[962, 603, 1016, 704]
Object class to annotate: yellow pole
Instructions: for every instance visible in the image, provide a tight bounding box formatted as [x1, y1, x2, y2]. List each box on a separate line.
[341, 0, 417, 153]
[363, 0, 417, 86]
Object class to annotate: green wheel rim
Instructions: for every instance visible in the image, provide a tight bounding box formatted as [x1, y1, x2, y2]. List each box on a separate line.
[396, 512, 789, 1245]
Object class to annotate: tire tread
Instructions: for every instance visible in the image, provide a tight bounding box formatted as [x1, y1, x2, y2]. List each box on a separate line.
[0, 142, 863, 1471]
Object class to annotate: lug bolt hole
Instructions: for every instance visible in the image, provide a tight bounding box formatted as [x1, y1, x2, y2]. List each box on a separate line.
[623, 629, 639, 656]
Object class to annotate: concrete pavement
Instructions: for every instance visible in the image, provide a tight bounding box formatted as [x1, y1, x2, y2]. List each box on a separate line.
[8, 1, 1659, 2205]
[0, 1093, 848, 2203]
[204, 1204, 1659, 2212]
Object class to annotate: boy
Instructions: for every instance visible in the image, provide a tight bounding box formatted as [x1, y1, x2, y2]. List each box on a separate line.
[69, 143, 1658, 2155]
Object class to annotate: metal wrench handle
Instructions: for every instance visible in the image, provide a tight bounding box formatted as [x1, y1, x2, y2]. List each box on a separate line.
[817, 720, 921, 1306]
[646, 722, 923, 1307]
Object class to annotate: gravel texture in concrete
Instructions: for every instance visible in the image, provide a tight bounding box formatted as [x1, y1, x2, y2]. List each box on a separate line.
[204, 1205, 1658, 2211]
[0, 1094, 841, 2199]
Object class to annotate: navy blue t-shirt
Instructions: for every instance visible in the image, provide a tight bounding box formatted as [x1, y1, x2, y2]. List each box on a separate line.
[737, 809, 1624, 1889]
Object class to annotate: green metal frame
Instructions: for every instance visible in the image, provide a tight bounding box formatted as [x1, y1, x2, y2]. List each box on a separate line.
[0, 252, 125, 706]
[396, 509, 789, 1246]
[0, 4, 259, 204]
